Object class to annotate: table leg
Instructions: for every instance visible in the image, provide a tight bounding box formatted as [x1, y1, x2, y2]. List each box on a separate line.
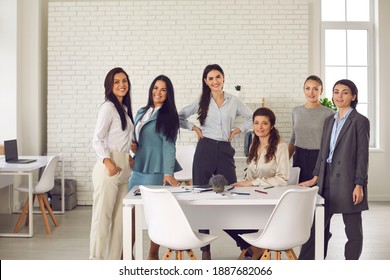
[28, 172, 33, 237]
[61, 158, 65, 214]
[314, 205, 324, 260]
[135, 204, 144, 260]
[123, 204, 133, 260]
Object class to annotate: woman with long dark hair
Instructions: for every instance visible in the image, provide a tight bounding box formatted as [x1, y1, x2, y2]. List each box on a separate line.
[90, 67, 134, 259]
[129, 74, 182, 259]
[178, 64, 253, 259]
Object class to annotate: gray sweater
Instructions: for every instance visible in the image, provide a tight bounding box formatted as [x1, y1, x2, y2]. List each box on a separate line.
[289, 105, 334, 150]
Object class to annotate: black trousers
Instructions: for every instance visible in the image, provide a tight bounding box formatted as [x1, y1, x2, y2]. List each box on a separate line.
[298, 164, 363, 260]
[293, 147, 320, 183]
[193, 137, 237, 252]
[224, 229, 258, 250]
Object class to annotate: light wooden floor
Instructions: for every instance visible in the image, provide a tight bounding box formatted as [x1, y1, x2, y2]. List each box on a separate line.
[1, 202, 389, 260]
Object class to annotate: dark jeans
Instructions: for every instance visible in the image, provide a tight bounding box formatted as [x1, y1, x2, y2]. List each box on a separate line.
[224, 229, 258, 250]
[193, 137, 237, 253]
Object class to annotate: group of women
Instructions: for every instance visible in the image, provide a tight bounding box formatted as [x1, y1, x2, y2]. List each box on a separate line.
[89, 64, 370, 261]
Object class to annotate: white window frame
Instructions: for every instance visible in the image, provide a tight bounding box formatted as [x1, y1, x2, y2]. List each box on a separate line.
[320, 0, 377, 148]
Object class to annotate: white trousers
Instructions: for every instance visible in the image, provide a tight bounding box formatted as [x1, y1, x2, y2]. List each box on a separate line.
[89, 150, 131, 260]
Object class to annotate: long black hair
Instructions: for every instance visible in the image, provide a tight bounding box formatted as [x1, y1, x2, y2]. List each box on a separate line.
[104, 67, 134, 130]
[145, 75, 179, 142]
[197, 64, 225, 126]
[247, 107, 280, 164]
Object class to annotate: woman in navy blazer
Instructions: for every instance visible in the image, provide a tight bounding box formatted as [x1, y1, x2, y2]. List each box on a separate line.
[129, 75, 182, 259]
[299, 79, 370, 260]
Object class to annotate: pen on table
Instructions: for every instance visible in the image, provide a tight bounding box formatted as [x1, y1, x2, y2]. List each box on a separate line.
[231, 192, 250, 195]
[227, 186, 235, 191]
[263, 186, 274, 189]
[255, 189, 267, 194]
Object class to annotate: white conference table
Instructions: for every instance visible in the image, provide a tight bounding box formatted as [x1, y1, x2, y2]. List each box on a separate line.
[0, 155, 64, 237]
[123, 185, 325, 260]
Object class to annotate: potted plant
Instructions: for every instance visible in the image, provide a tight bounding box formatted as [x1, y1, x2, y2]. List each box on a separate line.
[209, 174, 228, 193]
[320, 97, 337, 111]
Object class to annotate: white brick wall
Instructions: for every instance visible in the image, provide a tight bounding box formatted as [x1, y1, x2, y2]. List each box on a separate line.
[47, 0, 308, 205]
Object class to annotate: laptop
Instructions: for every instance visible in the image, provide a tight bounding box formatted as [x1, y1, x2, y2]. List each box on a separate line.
[4, 139, 36, 164]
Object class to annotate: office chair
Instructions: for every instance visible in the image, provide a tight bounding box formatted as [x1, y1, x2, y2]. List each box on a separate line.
[239, 186, 319, 260]
[139, 185, 218, 260]
[174, 145, 195, 186]
[287, 167, 301, 185]
[13, 155, 60, 234]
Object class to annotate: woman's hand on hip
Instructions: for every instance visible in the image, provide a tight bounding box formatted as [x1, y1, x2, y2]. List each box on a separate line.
[130, 141, 138, 153]
[228, 128, 241, 142]
[192, 126, 203, 140]
[129, 156, 134, 169]
[163, 175, 181, 187]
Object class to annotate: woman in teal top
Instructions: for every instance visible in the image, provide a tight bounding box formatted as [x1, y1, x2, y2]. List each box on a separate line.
[129, 75, 181, 260]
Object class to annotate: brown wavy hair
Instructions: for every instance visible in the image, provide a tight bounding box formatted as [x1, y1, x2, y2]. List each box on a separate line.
[247, 107, 280, 164]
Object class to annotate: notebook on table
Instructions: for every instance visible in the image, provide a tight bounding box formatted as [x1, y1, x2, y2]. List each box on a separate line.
[192, 185, 213, 192]
[4, 139, 36, 164]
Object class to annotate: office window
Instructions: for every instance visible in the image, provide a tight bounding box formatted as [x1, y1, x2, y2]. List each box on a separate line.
[321, 0, 376, 147]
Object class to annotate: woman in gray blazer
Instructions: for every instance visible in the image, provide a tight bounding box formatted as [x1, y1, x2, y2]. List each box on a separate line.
[299, 79, 370, 260]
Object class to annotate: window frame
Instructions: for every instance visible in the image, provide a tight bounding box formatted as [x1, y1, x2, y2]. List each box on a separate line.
[320, 0, 377, 148]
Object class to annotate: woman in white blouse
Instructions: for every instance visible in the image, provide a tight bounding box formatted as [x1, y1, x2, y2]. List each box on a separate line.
[90, 67, 134, 260]
[226, 107, 289, 258]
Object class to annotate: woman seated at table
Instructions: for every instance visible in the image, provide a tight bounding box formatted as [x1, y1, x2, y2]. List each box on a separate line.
[226, 107, 289, 259]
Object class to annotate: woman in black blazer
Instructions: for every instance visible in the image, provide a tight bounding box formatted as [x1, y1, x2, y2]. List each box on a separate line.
[299, 79, 370, 260]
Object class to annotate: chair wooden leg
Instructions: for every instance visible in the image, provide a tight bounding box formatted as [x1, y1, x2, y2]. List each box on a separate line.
[186, 249, 197, 260]
[238, 248, 248, 260]
[175, 251, 184, 260]
[163, 249, 172, 260]
[13, 196, 29, 233]
[251, 246, 265, 260]
[38, 194, 51, 234]
[43, 194, 58, 227]
[260, 249, 271, 260]
[285, 249, 297, 260]
[275, 251, 281, 260]
[24, 195, 36, 226]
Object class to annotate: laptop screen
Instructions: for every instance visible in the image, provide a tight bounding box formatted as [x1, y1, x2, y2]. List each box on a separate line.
[4, 139, 19, 162]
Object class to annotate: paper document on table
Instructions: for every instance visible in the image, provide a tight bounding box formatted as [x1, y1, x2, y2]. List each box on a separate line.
[192, 184, 213, 192]
[174, 191, 229, 200]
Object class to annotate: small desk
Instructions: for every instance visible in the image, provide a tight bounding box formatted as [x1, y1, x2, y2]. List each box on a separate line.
[0, 155, 65, 237]
[123, 185, 325, 260]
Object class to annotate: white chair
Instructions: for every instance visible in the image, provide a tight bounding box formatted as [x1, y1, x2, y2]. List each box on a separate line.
[13, 155, 60, 234]
[139, 185, 218, 260]
[239, 186, 319, 260]
[287, 166, 301, 185]
[174, 145, 195, 186]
